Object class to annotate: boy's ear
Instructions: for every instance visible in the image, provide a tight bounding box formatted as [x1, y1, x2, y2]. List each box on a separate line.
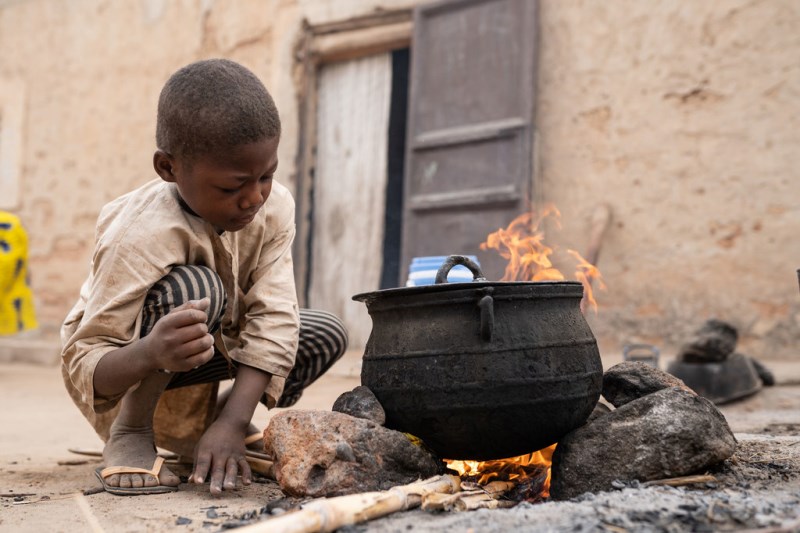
[153, 150, 177, 183]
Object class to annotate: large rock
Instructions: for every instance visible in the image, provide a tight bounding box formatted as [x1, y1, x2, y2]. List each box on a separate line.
[550, 387, 736, 500]
[332, 386, 386, 425]
[603, 361, 695, 408]
[264, 410, 440, 497]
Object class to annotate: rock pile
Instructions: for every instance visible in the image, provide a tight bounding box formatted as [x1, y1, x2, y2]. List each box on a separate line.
[263, 362, 739, 502]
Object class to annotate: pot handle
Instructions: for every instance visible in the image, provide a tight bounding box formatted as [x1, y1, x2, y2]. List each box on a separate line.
[478, 294, 494, 342]
[434, 255, 487, 284]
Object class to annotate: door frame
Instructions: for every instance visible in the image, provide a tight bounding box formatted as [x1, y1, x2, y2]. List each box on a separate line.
[293, 9, 413, 306]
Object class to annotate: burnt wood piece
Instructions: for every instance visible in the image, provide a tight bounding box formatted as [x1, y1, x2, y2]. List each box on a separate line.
[677, 318, 738, 363]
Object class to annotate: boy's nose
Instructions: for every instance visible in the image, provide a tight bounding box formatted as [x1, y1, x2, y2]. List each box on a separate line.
[240, 183, 263, 210]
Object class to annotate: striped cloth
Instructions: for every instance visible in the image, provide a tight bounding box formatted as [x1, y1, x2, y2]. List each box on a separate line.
[140, 265, 348, 407]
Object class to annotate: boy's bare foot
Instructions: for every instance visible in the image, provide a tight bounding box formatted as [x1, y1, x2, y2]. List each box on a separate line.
[102, 424, 181, 489]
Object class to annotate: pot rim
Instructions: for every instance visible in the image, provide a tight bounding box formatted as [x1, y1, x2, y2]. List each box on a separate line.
[352, 279, 584, 302]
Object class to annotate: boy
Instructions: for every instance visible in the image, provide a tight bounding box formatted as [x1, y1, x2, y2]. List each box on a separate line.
[61, 59, 347, 496]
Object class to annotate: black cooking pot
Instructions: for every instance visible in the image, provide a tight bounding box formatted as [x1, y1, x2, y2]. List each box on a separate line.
[353, 255, 603, 460]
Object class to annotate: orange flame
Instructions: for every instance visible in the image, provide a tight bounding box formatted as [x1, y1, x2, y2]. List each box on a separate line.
[445, 444, 556, 501]
[480, 205, 605, 313]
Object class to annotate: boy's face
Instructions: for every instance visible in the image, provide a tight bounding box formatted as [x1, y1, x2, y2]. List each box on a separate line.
[154, 136, 279, 232]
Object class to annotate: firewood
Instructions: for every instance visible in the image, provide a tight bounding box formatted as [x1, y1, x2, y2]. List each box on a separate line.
[642, 474, 717, 487]
[234, 475, 461, 533]
[246, 456, 274, 478]
[421, 479, 519, 512]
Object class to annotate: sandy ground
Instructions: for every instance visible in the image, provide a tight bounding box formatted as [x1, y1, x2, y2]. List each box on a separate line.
[2, 350, 800, 532]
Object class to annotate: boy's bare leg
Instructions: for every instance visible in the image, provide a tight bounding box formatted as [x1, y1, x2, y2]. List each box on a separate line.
[102, 371, 181, 489]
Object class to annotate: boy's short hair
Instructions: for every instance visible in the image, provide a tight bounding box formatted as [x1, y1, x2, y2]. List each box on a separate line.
[156, 59, 280, 160]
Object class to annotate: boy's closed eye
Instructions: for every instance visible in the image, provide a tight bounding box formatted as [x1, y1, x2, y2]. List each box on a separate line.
[219, 174, 273, 194]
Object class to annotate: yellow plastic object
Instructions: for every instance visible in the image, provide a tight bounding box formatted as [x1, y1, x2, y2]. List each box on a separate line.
[0, 212, 37, 335]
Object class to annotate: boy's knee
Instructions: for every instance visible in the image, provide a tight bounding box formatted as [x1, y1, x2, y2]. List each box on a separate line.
[142, 265, 227, 335]
[299, 308, 349, 356]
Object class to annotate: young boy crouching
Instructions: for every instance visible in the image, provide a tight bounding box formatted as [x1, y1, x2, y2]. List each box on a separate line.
[61, 59, 347, 496]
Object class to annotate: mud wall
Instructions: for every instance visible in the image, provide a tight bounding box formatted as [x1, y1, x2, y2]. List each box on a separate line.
[536, 1, 800, 358]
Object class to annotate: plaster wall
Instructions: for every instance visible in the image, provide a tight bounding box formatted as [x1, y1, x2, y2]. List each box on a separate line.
[0, 0, 797, 359]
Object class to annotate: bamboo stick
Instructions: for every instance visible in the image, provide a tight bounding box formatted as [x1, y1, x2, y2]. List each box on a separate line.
[234, 475, 461, 533]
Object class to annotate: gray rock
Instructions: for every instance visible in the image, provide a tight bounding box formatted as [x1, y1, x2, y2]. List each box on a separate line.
[677, 318, 738, 363]
[550, 387, 736, 500]
[587, 402, 612, 423]
[264, 410, 440, 497]
[332, 385, 386, 425]
[603, 361, 695, 407]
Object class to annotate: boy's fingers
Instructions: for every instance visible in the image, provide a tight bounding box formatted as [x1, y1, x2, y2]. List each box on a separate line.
[239, 458, 252, 485]
[209, 459, 227, 495]
[185, 345, 215, 369]
[192, 453, 211, 486]
[165, 308, 209, 328]
[172, 297, 211, 312]
[223, 457, 239, 490]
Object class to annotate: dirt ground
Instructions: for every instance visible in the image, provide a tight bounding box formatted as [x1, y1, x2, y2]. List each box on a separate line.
[2, 351, 800, 532]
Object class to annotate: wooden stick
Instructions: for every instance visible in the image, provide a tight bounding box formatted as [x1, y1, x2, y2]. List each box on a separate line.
[235, 475, 461, 533]
[642, 474, 716, 487]
[246, 456, 274, 478]
[584, 204, 612, 267]
[73, 492, 106, 533]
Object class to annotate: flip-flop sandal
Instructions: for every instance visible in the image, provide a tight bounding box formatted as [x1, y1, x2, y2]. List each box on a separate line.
[70, 448, 180, 461]
[94, 456, 179, 496]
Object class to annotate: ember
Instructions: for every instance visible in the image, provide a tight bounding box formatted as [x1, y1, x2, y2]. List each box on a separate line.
[445, 444, 556, 503]
[480, 205, 606, 312]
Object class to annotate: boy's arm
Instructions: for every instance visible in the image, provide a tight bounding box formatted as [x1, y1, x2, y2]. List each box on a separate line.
[190, 364, 270, 494]
[93, 299, 215, 398]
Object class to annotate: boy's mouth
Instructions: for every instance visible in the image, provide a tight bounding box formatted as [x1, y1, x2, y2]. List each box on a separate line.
[233, 212, 258, 225]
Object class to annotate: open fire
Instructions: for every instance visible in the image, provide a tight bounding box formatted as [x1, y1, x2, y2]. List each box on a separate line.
[480, 205, 605, 312]
[442, 206, 605, 502]
[445, 444, 556, 503]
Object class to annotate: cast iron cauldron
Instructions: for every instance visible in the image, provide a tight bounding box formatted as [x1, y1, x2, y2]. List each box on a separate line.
[353, 255, 603, 460]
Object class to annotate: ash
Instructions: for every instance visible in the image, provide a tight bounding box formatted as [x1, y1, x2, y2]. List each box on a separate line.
[343, 434, 800, 533]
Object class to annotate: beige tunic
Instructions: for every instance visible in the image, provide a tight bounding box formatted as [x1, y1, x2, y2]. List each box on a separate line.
[61, 179, 299, 455]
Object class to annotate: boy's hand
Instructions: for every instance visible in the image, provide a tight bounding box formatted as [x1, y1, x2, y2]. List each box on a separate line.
[191, 419, 252, 495]
[143, 298, 216, 372]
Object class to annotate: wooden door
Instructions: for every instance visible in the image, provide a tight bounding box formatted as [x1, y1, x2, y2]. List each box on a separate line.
[402, 0, 538, 282]
[307, 54, 393, 347]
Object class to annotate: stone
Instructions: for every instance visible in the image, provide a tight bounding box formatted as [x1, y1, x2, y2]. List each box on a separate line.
[550, 387, 737, 500]
[677, 319, 738, 363]
[264, 410, 441, 498]
[603, 361, 695, 408]
[587, 401, 612, 423]
[331, 385, 386, 425]
[749, 357, 775, 386]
